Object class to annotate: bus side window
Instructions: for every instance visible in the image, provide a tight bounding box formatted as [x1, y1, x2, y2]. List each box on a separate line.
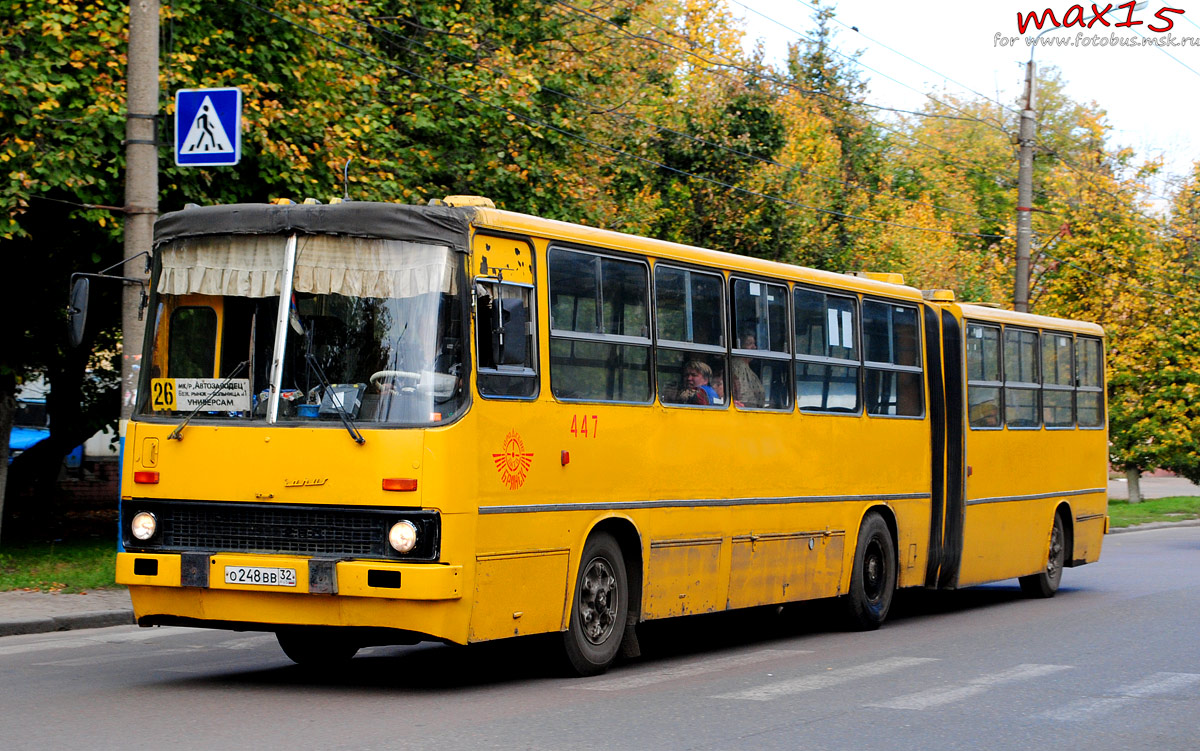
[862, 301, 923, 417]
[476, 281, 537, 399]
[1004, 328, 1041, 428]
[548, 248, 652, 403]
[655, 265, 726, 408]
[730, 278, 792, 410]
[1076, 337, 1104, 427]
[795, 288, 860, 413]
[966, 322, 1002, 428]
[1042, 332, 1074, 427]
[167, 306, 218, 378]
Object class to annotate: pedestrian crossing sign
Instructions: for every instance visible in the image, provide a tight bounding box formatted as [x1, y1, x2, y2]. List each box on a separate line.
[174, 88, 242, 166]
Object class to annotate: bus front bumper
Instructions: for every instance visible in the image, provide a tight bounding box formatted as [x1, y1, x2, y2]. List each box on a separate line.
[116, 552, 467, 643]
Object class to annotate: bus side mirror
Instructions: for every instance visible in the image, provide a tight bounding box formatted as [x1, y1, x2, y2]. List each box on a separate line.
[495, 297, 528, 366]
[68, 277, 90, 348]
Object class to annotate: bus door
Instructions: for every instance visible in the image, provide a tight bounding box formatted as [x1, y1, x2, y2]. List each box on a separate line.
[922, 303, 966, 589]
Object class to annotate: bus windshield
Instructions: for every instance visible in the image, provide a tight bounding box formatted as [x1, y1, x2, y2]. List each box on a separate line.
[140, 233, 468, 426]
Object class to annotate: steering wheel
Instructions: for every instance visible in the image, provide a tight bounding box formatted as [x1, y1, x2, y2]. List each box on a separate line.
[369, 369, 420, 386]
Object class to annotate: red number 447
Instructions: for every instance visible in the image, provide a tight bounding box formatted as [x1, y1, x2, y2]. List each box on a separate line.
[569, 414, 599, 438]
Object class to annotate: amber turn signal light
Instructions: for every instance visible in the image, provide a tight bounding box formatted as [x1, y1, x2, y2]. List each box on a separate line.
[382, 478, 418, 492]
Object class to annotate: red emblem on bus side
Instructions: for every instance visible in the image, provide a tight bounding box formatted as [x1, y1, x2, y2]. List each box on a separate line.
[493, 430, 534, 490]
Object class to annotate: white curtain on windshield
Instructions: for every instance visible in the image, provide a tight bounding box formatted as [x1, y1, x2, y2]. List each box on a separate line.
[292, 236, 456, 297]
[158, 235, 286, 297]
[158, 235, 456, 298]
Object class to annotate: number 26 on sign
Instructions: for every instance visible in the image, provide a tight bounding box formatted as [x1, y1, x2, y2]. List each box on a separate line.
[569, 414, 598, 438]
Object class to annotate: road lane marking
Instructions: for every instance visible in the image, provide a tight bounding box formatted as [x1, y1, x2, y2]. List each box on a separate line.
[218, 635, 276, 650]
[0, 627, 241, 657]
[1038, 672, 1200, 721]
[572, 649, 811, 691]
[0, 638, 96, 657]
[714, 656, 939, 701]
[32, 648, 198, 667]
[867, 664, 1072, 710]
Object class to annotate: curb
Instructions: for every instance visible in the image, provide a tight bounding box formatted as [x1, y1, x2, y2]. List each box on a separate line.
[1107, 518, 1200, 534]
[0, 610, 135, 638]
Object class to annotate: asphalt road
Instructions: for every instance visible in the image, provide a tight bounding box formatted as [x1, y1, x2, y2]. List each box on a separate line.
[1, 527, 1197, 751]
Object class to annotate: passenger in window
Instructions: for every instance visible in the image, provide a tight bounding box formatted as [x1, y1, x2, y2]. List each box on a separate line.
[679, 360, 720, 406]
[731, 329, 765, 408]
[711, 371, 726, 405]
[969, 400, 1000, 428]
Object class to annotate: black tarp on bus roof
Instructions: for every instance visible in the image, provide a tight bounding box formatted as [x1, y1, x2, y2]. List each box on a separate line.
[153, 202, 475, 253]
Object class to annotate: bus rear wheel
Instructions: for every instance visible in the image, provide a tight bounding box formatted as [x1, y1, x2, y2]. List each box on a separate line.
[276, 628, 360, 667]
[562, 532, 628, 676]
[844, 512, 896, 630]
[1019, 513, 1065, 598]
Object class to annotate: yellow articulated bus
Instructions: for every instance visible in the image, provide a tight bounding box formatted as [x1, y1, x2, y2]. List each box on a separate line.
[115, 198, 1107, 675]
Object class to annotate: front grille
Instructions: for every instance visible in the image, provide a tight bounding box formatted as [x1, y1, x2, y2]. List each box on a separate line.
[122, 499, 439, 561]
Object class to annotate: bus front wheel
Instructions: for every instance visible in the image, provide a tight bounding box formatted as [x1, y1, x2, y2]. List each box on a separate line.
[1019, 513, 1065, 598]
[844, 512, 896, 630]
[562, 532, 628, 676]
[276, 628, 360, 667]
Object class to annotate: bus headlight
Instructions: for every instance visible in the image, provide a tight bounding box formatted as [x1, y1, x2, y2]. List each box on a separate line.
[130, 511, 158, 541]
[388, 520, 418, 554]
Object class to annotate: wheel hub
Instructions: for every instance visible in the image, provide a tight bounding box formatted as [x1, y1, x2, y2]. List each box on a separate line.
[579, 558, 618, 645]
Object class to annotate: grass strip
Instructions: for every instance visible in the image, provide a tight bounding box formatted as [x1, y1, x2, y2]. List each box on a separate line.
[0, 539, 118, 592]
[1107, 496, 1200, 528]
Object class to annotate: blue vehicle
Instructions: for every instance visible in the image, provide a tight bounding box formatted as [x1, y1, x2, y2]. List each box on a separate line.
[9, 397, 83, 468]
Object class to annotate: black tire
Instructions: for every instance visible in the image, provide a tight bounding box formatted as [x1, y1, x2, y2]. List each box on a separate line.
[276, 628, 359, 667]
[562, 532, 628, 677]
[843, 512, 896, 630]
[1019, 513, 1065, 598]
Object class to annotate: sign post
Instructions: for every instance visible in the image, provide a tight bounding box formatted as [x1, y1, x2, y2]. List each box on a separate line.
[174, 88, 242, 167]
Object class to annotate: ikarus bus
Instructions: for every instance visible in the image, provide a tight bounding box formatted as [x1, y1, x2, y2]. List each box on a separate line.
[116, 197, 1108, 675]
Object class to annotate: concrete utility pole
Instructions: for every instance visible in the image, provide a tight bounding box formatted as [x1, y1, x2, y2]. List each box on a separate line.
[1015, 2, 1145, 313]
[122, 0, 159, 426]
[1014, 60, 1035, 314]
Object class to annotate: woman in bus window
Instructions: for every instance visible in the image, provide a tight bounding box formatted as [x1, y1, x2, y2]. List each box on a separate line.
[679, 360, 720, 406]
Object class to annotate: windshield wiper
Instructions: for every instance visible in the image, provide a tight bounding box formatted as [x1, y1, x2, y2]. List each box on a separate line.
[303, 349, 365, 445]
[167, 360, 249, 441]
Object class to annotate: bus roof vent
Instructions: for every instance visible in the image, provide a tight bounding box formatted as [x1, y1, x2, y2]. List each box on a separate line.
[442, 195, 495, 208]
[921, 289, 955, 302]
[846, 271, 905, 285]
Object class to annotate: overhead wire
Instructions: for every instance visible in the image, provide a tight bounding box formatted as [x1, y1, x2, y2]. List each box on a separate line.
[1033, 149, 1200, 285]
[753, 0, 1192, 200]
[783, 0, 1022, 122]
[345, 7, 1011, 228]
[554, 1, 1021, 188]
[240, 0, 1198, 299]
[727, 0, 1014, 135]
[1131, 26, 1200, 80]
[234, 0, 1011, 240]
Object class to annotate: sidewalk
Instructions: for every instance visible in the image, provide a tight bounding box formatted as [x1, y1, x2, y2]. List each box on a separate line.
[1107, 475, 1200, 500]
[0, 588, 133, 637]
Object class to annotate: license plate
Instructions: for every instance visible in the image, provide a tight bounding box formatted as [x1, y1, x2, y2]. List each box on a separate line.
[224, 565, 297, 587]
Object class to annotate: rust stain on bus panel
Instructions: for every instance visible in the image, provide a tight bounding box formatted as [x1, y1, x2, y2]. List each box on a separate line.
[726, 532, 845, 610]
[643, 538, 723, 619]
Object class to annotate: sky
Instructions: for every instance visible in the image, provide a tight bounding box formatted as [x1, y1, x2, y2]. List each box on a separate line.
[730, 0, 1200, 200]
